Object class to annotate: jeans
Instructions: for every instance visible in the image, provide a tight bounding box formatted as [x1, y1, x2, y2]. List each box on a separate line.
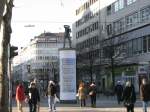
[143, 101, 148, 112]
[48, 96, 56, 111]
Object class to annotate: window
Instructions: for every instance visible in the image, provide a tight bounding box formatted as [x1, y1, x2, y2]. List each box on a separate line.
[137, 38, 142, 53]
[107, 24, 112, 35]
[143, 36, 147, 53]
[141, 6, 150, 22]
[127, 0, 136, 5]
[126, 41, 133, 57]
[132, 39, 137, 54]
[107, 5, 111, 15]
[148, 35, 150, 52]
[113, 18, 124, 35]
[126, 12, 139, 29]
[114, 0, 124, 12]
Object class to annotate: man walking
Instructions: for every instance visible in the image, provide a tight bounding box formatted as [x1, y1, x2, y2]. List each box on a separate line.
[140, 78, 150, 112]
[27, 82, 40, 112]
[115, 81, 123, 104]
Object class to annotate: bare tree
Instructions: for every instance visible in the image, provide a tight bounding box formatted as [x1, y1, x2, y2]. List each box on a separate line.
[102, 36, 126, 89]
[0, 0, 13, 111]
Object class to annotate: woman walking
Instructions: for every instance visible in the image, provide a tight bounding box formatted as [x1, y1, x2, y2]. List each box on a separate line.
[16, 81, 25, 112]
[122, 81, 136, 112]
[89, 82, 97, 108]
[78, 82, 86, 107]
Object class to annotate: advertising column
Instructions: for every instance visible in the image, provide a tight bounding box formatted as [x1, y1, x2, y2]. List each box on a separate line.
[59, 49, 76, 103]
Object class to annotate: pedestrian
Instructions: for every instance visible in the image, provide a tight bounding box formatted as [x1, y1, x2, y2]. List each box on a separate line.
[114, 81, 123, 104]
[122, 81, 136, 112]
[16, 81, 25, 112]
[140, 78, 150, 112]
[27, 82, 40, 112]
[78, 82, 87, 107]
[47, 80, 57, 112]
[89, 82, 97, 108]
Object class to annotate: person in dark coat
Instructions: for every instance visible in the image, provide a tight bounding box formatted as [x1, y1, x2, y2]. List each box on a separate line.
[27, 82, 40, 112]
[140, 78, 150, 112]
[122, 81, 136, 112]
[115, 81, 123, 104]
[47, 80, 57, 112]
[89, 82, 97, 108]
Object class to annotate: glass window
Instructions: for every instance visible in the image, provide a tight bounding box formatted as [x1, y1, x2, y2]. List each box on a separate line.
[126, 41, 133, 57]
[107, 5, 111, 15]
[107, 24, 112, 35]
[132, 39, 137, 54]
[127, 0, 136, 5]
[113, 18, 124, 35]
[137, 38, 142, 53]
[141, 6, 150, 22]
[148, 35, 150, 52]
[114, 0, 124, 12]
[126, 12, 139, 29]
[143, 36, 147, 53]
[114, 1, 119, 12]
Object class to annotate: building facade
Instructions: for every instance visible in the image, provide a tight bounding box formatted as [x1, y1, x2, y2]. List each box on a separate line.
[73, 0, 150, 92]
[12, 32, 66, 89]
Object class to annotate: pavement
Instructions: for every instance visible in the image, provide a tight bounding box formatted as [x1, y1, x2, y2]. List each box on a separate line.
[12, 95, 150, 112]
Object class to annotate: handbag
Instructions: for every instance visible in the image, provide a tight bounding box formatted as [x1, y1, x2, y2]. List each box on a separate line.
[54, 95, 60, 103]
[89, 91, 93, 96]
[76, 93, 79, 97]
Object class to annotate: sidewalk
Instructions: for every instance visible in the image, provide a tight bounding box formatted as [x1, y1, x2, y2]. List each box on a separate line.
[12, 95, 150, 112]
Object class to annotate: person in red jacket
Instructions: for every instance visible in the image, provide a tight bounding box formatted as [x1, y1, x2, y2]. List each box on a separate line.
[16, 81, 25, 112]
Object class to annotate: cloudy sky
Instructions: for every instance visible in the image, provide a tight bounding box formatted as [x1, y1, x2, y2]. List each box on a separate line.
[11, 0, 115, 47]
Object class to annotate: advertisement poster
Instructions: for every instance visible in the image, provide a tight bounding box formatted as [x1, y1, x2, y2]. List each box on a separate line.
[59, 50, 76, 101]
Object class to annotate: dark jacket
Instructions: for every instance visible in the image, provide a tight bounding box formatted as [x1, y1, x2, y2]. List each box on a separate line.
[122, 85, 136, 105]
[140, 83, 150, 101]
[115, 84, 123, 96]
[28, 87, 40, 104]
[47, 84, 57, 96]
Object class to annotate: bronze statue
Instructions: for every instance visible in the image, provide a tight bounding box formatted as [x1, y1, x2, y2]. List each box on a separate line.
[63, 25, 72, 48]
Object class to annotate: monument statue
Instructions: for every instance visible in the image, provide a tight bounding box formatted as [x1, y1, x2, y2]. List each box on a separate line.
[63, 25, 72, 48]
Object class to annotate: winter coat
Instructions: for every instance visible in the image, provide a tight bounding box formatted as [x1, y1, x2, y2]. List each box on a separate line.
[122, 85, 136, 106]
[140, 83, 150, 101]
[16, 84, 25, 101]
[28, 87, 40, 104]
[115, 84, 123, 96]
[47, 84, 57, 96]
[78, 87, 86, 100]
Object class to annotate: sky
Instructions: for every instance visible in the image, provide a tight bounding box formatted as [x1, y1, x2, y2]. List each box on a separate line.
[11, 0, 85, 47]
[11, 0, 115, 48]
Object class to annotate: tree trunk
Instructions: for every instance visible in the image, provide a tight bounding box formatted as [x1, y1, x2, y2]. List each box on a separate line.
[111, 57, 115, 89]
[0, 20, 9, 112]
[90, 59, 93, 83]
[0, 0, 13, 111]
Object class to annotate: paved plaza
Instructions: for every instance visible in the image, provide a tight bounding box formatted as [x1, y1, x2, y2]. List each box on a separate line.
[12, 95, 150, 112]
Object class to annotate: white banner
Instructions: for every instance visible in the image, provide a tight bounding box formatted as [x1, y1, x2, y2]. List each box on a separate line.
[59, 50, 76, 101]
